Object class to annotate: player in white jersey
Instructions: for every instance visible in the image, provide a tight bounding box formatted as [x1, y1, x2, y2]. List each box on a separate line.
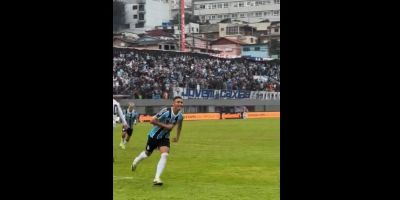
[130, 96, 184, 186]
[242, 106, 248, 119]
[113, 98, 128, 128]
[113, 98, 128, 162]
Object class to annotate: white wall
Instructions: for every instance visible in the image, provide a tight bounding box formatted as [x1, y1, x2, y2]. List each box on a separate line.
[186, 23, 200, 34]
[145, 0, 171, 29]
[124, 0, 171, 31]
[194, 0, 280, 23]
[174, 23, 200, 35]
[125, 3, 139, 25]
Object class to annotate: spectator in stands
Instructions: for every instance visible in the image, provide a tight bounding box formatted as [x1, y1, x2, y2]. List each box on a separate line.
[113, 48, 280, 98]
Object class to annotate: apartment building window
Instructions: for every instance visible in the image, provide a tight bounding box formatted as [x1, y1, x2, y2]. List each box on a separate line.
[218, 3, 223, 8]
[265, 0, 271, 4]
[139, 4, 144, 11]
[208, 4, 212, 9]
[159, 45, 162, 49]
[240, 13, 246, 18]
[133, 14, 137, 19]
[224, 3, 229, 8]
[132, 5, 137, 10]
[243, 47, 250, 51]
[227, 26, 239, 35]
[221, 28, 224, 31]
[233, 2, 238, 7]
[139, 13, 144, 20]
[256, 12, 262, 17]
[211, 15, 216, 19]
[274, 28, 279, 32]
[212, 4, 217, 9]
[201, 16, 205, 20]
[224, 14, 230, 18]
[135, 22, 144, 28]
[273, 10, 279, 16]
[192, 27, 194, 32]
[197, 28, 199, 32]
[217, 15, 222, 19]
[274, 0, 280, 4]
[264, 10, 272, 16]
[239, 2, 245, 7]
[255, 47, 260, 51]
[200, 5, 205, 9]
[232, 13, 237, 18]
[247, 1, 251, 6]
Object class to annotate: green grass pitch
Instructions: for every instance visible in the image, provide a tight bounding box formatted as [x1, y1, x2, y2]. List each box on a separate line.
[113, 118, 280, 200]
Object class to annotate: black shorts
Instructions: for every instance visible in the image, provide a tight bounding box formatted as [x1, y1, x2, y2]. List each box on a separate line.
[145, 137, 170, 154]
[123, 128, 133, 136]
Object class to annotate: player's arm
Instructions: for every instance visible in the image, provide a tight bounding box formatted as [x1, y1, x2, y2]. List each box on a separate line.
[134, 112, 138, 125]
[173, 120, 182, 143]
[117, 104, 128, 127]
[150, 117, 173, 130]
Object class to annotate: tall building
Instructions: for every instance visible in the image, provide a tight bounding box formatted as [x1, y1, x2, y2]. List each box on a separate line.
[170, 0, 192, 9]
[124, 0, 172, 32]
[193, 0, 280, 24]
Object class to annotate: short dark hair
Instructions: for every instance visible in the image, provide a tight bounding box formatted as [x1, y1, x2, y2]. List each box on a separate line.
[173, 96, 183, 101]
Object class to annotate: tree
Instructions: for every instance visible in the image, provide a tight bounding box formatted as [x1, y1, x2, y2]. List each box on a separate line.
[113, 0, 126, 32]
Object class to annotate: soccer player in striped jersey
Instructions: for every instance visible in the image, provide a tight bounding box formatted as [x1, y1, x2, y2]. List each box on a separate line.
[120, 102, 139, 149]
[131, 96, 184, 186]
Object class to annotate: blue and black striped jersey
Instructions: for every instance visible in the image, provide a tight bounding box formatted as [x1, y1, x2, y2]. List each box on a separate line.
[147, 107, 184, 139]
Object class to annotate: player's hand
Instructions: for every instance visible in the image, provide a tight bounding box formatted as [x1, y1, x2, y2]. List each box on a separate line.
[172, 137, 179, 143]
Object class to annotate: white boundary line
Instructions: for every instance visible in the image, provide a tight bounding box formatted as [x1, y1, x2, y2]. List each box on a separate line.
[113, 176, 134, 180]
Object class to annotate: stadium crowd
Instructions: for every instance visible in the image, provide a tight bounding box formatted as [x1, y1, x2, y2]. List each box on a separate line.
[113, 48, 280, 99]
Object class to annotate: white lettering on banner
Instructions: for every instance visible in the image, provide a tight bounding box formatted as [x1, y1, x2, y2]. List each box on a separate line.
[174, 87, 279, 100]
[180, 88, 217, 99]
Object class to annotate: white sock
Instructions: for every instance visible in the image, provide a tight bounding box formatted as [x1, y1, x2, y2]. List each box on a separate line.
[155, 153, 169, 179]
[123, 140, 127, 145]
[133, 151, 148, 165]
